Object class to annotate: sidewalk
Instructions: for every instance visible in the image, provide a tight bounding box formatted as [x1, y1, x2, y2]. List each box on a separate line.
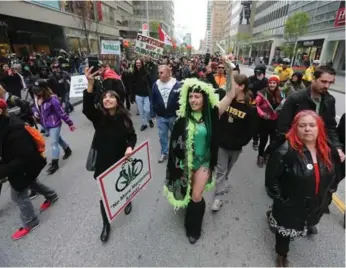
[243, 64, 345, 94]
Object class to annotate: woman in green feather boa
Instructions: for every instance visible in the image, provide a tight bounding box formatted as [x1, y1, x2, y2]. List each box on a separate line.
[164, 63, 237, 244]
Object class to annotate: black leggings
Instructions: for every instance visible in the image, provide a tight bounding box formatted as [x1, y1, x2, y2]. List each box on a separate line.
[258, 119, 277, 157]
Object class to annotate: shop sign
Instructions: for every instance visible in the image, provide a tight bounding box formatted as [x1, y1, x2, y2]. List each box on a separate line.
[334, 7, 345, 27]
[298, 39, 324, 47]
[100, 40, 121, 55]
[29, 0, 60, 10]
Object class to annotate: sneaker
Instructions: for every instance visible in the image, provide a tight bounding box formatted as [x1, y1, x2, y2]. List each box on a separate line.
[211, 199, 223, 212]
[40, 195, 59, 211]
[29, 191, 38, 200]
[253, 142, 259, 151]
[158, 154, 167, 163]
[149, 120, 154, 128]
[11, 222, 39, 240]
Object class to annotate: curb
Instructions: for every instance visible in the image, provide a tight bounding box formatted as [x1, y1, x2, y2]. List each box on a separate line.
[333, 193, 345, 213]
[72, 100, 83, 107]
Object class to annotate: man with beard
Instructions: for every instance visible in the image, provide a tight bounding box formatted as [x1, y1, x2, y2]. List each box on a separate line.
[51, 63, 73, 113]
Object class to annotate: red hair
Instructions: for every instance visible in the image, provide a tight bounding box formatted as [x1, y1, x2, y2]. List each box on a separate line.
[286, 110, 332, 171]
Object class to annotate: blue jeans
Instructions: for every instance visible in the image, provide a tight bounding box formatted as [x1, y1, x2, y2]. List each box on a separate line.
[157, 116, 176, 155]
[49, 126, 69, 160]
[136, 96, 150, 126]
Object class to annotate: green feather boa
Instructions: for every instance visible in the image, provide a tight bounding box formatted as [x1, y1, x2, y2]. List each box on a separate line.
[163, 78, 219, 210]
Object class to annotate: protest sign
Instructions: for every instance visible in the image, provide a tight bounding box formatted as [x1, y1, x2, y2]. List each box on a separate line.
[135, 34, 164, 60]
[100, 40, 121, 55]
[69, 75, 88, 98]
[97, 141, 152, 222]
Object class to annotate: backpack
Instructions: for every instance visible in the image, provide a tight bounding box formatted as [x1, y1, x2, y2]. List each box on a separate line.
[24, 125, 46, 157]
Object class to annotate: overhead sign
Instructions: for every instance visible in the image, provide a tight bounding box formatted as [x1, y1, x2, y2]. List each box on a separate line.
[142, 23, 149, 36]
[69, 75, 88, 98]
[135, 34, 164, 60]
[97, 141, 152, 223]
[100, 40, 121, 55]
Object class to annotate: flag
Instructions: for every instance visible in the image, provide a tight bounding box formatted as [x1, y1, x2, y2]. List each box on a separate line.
[158, 24, 175, 47]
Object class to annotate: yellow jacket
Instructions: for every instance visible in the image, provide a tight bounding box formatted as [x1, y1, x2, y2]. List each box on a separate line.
[303, 66, 315, 82]
[274, 65, 293, 82]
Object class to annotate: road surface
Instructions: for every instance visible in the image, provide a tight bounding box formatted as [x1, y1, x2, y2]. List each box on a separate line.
[0, 102, 344, 267]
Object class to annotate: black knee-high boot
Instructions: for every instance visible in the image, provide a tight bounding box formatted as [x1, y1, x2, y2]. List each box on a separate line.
[100, 200, 111, 242]
[185, 198, 206, 244]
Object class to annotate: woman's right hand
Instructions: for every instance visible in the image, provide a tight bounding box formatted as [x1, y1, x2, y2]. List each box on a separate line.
[84, 67, 99, 91]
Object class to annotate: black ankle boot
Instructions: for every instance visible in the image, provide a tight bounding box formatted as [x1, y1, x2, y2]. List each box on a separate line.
[47, 159, 59, 175]
[63, 147, 72, 160]
[100, 200, 111, 242]
[185, 198, 206, 244]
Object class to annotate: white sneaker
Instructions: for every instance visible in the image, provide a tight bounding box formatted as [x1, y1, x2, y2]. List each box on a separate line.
[211, 199, 223, 211]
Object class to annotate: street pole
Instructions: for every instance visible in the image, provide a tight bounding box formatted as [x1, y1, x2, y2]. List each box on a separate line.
[146, 0, 150, 36]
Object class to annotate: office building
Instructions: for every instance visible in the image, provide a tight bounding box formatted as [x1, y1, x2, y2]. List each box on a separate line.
[251, 0, 290, 64]
[288, 0, 345, 72]
[132, 0, 174, 37]
[211, 0, 228, 52]
[0, 0, 133, 55]
[205, 0, 213, 52]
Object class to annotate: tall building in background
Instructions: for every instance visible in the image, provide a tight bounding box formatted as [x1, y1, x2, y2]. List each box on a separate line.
[222, 0, 232, 51]
[287, 1, 345, 72]
[183, 33, 192, 46]
[132, 0, 174, 37]
[211, 0, 228, 52]
[252, 0, 290, 64]
[205, 0, 213, 53]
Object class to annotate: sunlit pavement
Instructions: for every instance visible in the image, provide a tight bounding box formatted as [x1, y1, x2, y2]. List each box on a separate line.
[0, 99, 344, 266]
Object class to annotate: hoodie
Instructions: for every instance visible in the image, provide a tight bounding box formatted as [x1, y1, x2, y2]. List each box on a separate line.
[151, 78, 180, 118]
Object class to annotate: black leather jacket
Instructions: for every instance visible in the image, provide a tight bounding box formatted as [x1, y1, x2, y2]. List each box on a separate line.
[265, 141, 341, 229]
[277, 88, 342, 149]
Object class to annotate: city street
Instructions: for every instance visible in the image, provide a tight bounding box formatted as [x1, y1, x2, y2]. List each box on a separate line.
[0, 102, 344, 267]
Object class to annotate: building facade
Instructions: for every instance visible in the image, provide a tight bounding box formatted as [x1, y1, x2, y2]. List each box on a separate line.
[252, 0, 290, 64]
[288, 0, 345, 72]
[0, 0, 133, 55]
[132, 0, 174, 37]
[205, 0, 213, 53]
[211, 0, 228, 52]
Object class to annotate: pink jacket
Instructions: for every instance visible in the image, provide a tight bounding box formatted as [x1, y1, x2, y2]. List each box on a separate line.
[255, 91, 279, 120]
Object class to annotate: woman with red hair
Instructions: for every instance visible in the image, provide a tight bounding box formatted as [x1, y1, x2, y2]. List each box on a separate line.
[265, 110, 342, 267]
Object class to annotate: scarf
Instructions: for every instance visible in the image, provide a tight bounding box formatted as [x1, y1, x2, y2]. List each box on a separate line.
[164, 78, 219, 210]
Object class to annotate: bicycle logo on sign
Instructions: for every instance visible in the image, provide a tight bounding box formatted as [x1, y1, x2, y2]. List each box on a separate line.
[115, 158, 143, 192]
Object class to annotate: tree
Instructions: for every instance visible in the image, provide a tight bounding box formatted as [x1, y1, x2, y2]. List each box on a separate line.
[73, 1, 99, 54]
[284, 12, 310, 62]
[149, 21, 160, 40]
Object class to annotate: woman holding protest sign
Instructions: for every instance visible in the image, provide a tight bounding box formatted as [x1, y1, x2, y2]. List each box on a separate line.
[83, 66, 137, 243]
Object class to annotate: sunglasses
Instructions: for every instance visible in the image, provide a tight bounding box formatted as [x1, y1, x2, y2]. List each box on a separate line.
[218, 66, 224, 69]
[159, 72, 164, 74]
